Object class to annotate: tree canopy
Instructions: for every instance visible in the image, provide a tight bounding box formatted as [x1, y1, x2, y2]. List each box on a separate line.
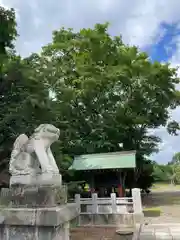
[0, 7, 51, 180]
[0, 7, 180, 189]
[152, 151, 180, 186]
[34, 23, 180, 187]
[35, 23, 180, 153]
[0, 6, 17, 56]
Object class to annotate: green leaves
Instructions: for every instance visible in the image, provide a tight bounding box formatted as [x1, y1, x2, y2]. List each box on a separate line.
[167, 121, 180, 136]
[0, 52, 52, 175]
[0, 7, 17, 60]
[171, 152, 180, 165]
[33, 23, 180, 187]
[152, 163, 173, 182]
[36, 23, 180, 157]
[1, 16, 180, 189]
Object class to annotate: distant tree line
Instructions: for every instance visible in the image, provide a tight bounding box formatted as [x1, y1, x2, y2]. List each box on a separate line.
[153, 152, 180, 185]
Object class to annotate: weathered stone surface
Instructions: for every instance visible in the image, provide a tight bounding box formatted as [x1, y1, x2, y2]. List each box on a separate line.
[0, 203, 78, 226]
[0, 224, 70, 240]
[0, 204, 78, 239]
[2, 123, 76, 239]
[38, 227, 53, 240]
[0, 184, 67, 207]
[35, 204, 79, 226]
[10, 173, 62, 188]
[11, 187, 56, 208]
[55, 185, 67, 205]
[9, 124, 60, 177]
[8, 226, 36, 240]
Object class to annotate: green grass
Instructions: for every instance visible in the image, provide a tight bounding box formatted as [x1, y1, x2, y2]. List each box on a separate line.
[143, 207, 162, 217]
[152, 183, 170, 188]
[143, 207, 162, 212]
[151, 183, 180, 191]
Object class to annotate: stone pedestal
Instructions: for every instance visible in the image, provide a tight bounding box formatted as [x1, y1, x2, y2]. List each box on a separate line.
[0, 185, 67, 208]
[0, 174, 78, 240]
[0, 204, 78, 240]
[10, 173, 62, 187]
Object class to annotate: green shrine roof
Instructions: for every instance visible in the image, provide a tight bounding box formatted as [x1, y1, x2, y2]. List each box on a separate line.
[69, 151, 136, 171]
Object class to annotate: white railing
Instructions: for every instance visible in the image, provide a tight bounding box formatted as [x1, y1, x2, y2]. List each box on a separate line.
[74, 188, 143, 226]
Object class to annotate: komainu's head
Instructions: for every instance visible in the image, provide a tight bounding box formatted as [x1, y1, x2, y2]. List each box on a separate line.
[32, 124, 60, 143]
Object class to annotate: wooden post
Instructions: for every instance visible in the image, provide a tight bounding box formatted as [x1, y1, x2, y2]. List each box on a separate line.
[111, 193, 117, 213]
[90, 172, 95, 191]
[118, 171, 124, 197]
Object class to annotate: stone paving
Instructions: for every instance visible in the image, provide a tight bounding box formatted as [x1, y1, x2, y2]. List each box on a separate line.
[136, 191, 180, 239]
[134, 223, 180, 240]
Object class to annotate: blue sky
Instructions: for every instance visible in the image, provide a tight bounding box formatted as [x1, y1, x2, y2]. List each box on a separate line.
[1, 0, 180, 164]
[147, 24, 177, 62]
[146, 23, 180, 62]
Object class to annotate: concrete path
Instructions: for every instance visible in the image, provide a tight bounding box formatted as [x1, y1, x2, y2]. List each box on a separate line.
[142, 191, 180, 223]
[136, 189, 180, 239]
[133, 223, 180, 239]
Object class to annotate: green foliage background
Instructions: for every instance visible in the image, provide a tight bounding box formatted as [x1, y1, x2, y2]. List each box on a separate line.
[1, 6, 180, 189]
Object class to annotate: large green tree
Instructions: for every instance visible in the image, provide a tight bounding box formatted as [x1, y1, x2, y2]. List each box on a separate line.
[1, 11, 180, 189]
[0, 6, 17, 56]
[0, 6, 18, 178]
[31, 23, 180, 188]
[0, 7, 53, 182]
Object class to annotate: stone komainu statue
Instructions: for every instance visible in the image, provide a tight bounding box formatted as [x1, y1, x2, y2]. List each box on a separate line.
[9, 124, 60, 176]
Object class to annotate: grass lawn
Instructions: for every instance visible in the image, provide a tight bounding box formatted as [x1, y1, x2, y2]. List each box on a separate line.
[151, 183, 180, 192]
[143, 207, 162, 217]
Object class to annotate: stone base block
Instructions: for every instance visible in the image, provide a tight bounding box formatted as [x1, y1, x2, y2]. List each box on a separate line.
[10, 173, 62, 187]
[0, 203, 78, 240]
[0, 224, 70, 240]
[0, 185, 67, 208]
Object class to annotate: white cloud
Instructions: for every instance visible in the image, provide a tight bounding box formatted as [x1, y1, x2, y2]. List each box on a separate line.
[0, 0, 10, 8]
[2, 0, 180, 163]
[170, 37, 180, 75]
[2, 0, 180, 57]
